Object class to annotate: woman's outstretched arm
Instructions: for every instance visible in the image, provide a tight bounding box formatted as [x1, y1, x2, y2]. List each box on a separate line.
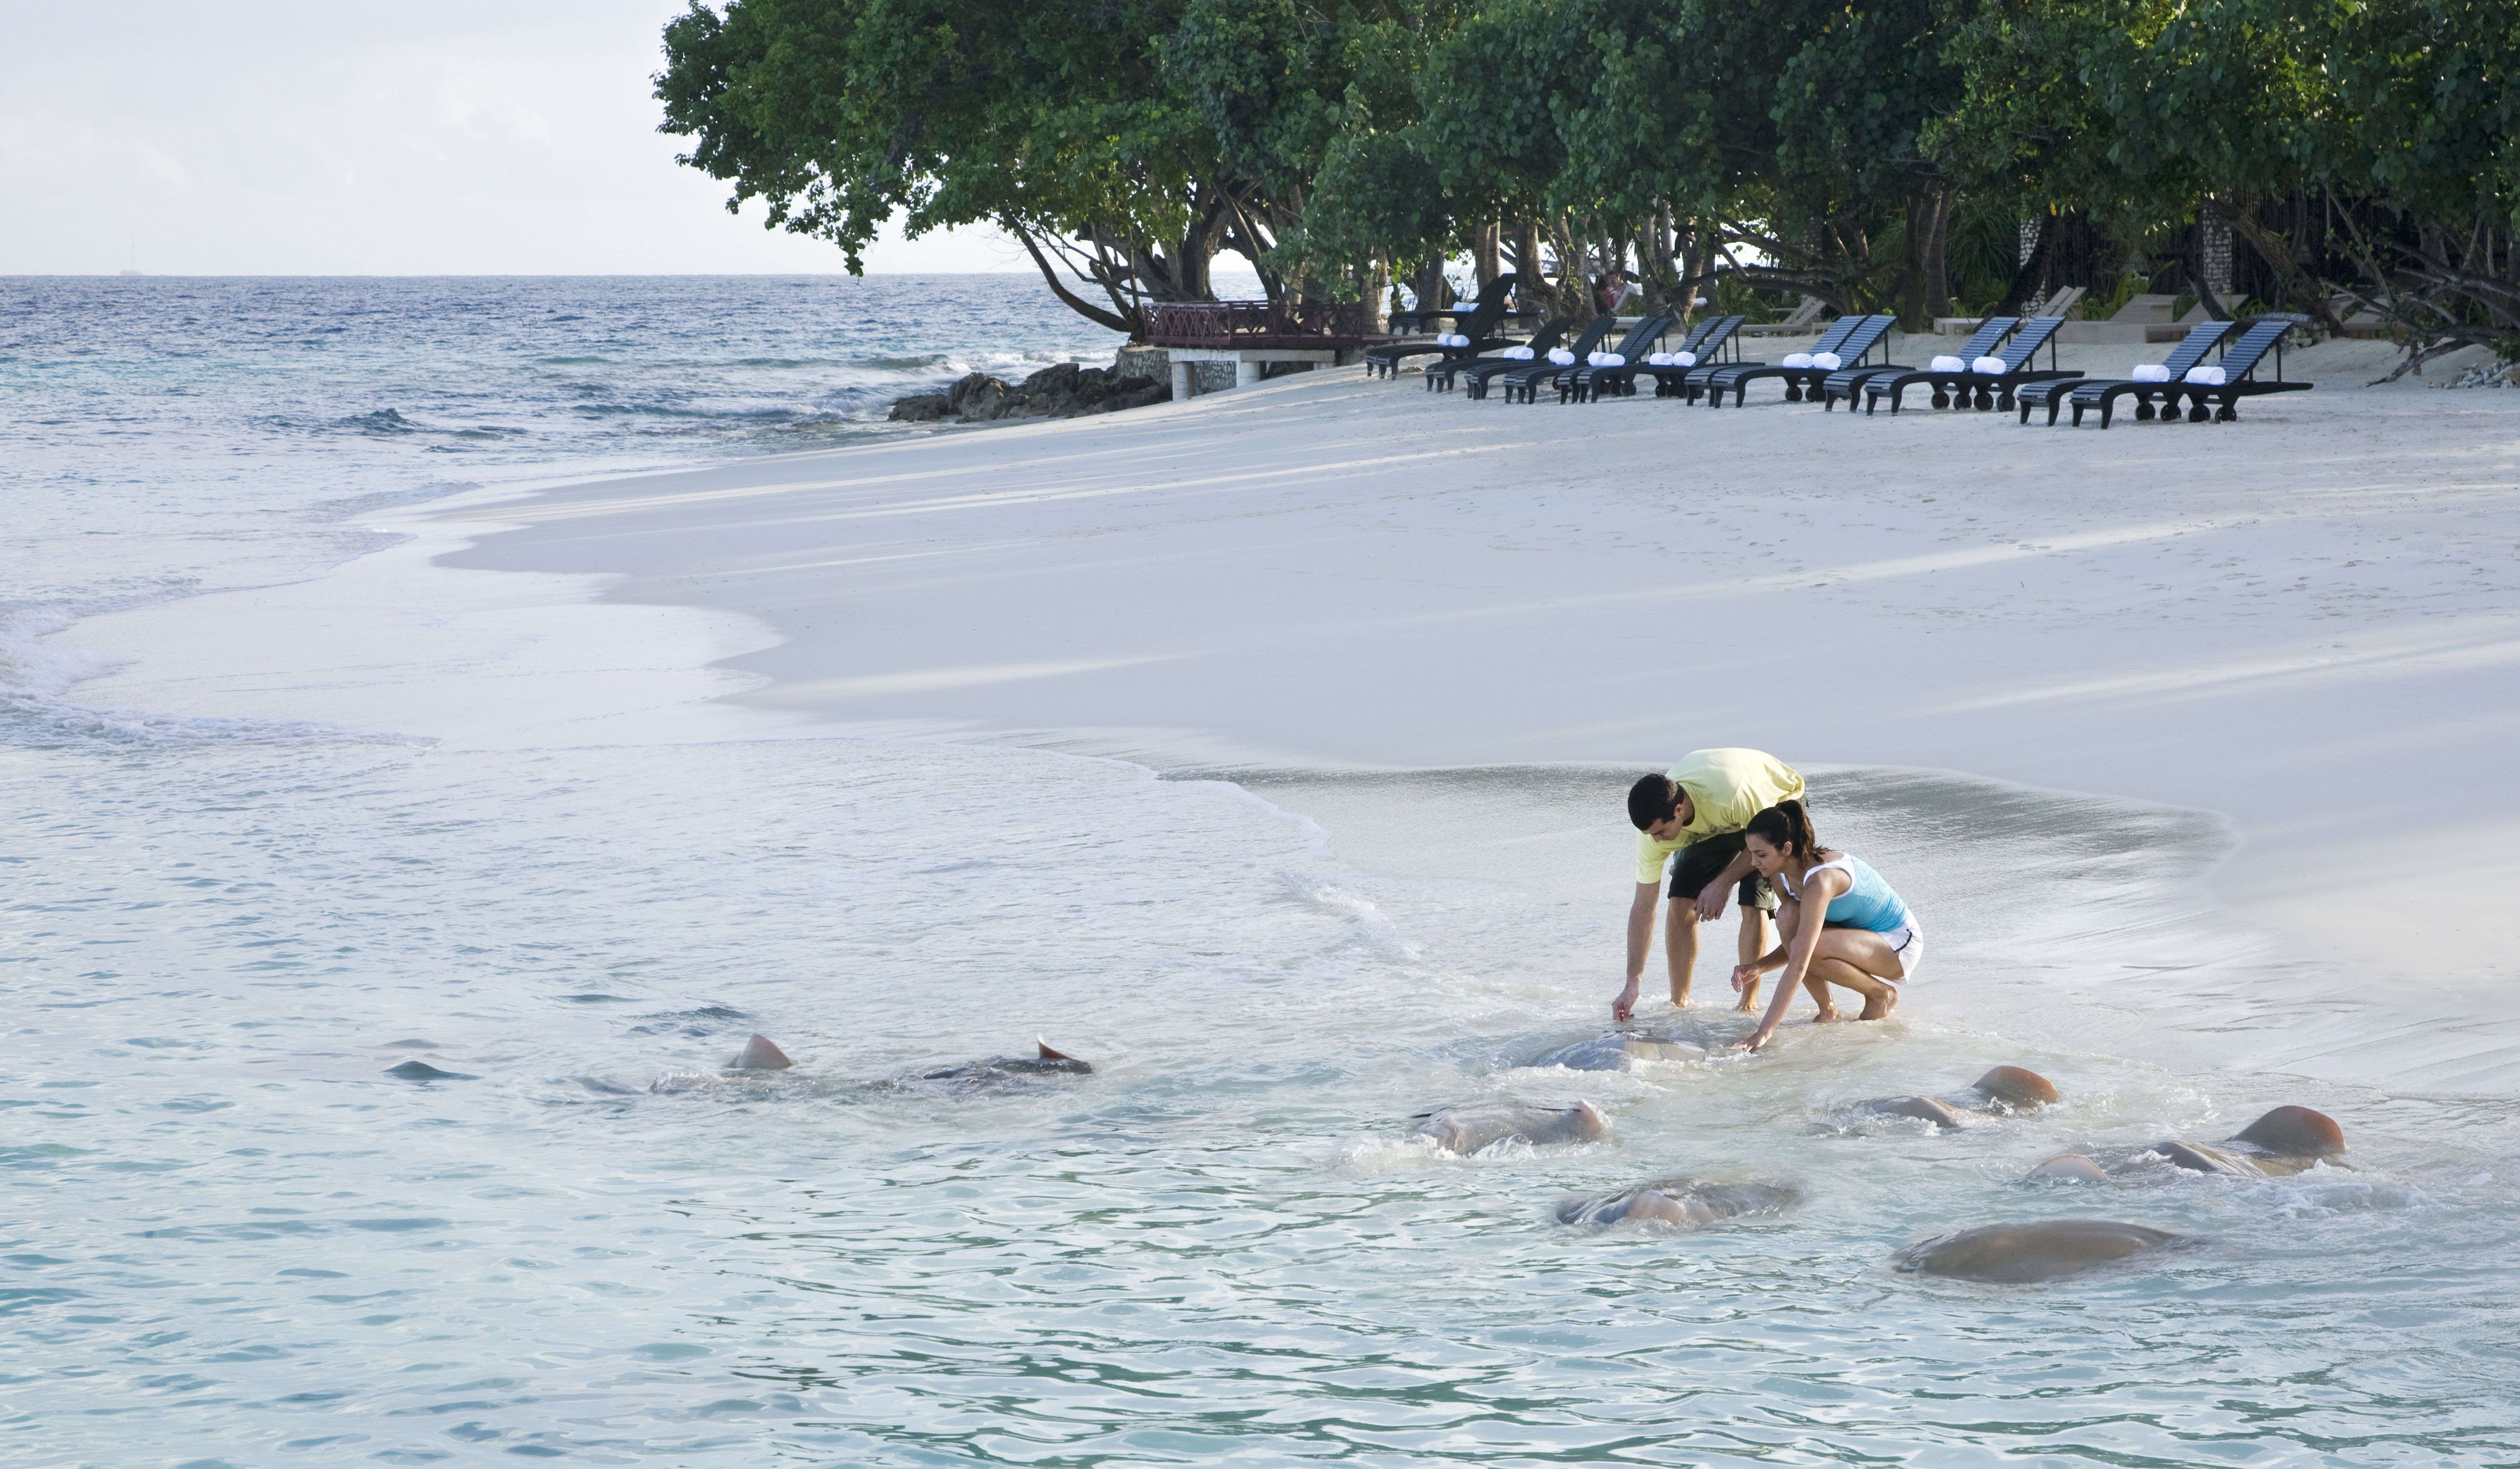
[1744, 869, 1847, 1050]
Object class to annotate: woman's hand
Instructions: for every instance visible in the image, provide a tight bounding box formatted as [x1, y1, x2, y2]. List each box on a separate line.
[1739, 1024, 1777, 1053]
[1729, 962, 1760, 993]
[1611, 980, 1640, 1023]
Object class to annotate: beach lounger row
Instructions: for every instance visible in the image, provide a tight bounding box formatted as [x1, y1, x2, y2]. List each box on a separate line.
[2015, 317, 2311, 427]
[1363, 274, 1522, 380]
[1370, 307, 2313, 426]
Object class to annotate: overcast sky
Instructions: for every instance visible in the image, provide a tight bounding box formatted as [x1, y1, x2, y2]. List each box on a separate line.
[1, 0, 1019, 275]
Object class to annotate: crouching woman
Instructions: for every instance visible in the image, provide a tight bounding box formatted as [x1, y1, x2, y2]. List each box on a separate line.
[1730, 800, 1923, 1051]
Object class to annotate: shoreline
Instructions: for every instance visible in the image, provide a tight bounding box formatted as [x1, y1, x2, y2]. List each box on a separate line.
[55, 341, 2520, 1092]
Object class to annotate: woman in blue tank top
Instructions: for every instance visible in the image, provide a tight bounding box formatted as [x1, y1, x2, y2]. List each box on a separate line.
[1729, 800, 1924, 1051]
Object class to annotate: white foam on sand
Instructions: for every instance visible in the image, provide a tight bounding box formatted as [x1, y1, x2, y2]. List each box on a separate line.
[53, 342, 2520, 1091]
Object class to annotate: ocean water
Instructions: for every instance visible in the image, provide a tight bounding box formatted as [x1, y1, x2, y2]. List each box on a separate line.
[6, 278, 2519, 1466]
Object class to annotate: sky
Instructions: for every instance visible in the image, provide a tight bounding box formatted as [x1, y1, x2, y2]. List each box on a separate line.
[0, 0, 1021, 275]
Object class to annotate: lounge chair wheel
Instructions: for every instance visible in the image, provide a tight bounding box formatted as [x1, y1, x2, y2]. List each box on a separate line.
[2188, 403, 2211, 423]
[2134, 401, 2154, 420]
[1929, 388, 1949, 410]
[2218, 404, 2238, 422]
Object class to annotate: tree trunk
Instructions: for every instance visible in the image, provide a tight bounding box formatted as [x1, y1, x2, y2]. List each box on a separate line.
[1675, 216, 1707, 320]
[1513, 220, 1547, 314]
[1475, 223, 1501, 287]
[1413, 254, 1451, 316]
[1923, 191, 1951, 318]
[1643, 204, 1681, 319]
[1898, 196, 1929, 329]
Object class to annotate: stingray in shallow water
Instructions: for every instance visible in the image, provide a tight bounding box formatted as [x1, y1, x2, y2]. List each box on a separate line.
[1557, 1178, 1799, 1229]
[1523, 1031, 1708, 1072]
[1412, 1100, 1608, 1155]
[901, 1038, 1093, 1088]
[384, 1059, 476, 1082]
[648, 1035, 1094, 1097]
[1855, 1065, 2062, 1129]
[2102, 1104, 2352, 1181]
[1897, 1219, 2197, 1283]
[2019, 1105, 2352, 1183]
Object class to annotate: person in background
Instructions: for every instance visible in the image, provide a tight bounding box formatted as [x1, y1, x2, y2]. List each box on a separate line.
[1730, 799, 1921, 1051]
[1613, 749, 1804, 1022]
[1595, 268, 1632, 316]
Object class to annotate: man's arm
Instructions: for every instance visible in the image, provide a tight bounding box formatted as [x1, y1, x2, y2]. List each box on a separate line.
[1612, 881, 1660, 1021]
[1693, 849, 1757, 923]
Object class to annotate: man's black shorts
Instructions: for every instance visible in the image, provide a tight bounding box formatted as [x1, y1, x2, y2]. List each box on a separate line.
[1667, 830, 1779, 913]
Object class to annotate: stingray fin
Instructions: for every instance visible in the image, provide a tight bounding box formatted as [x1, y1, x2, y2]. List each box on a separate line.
[1036, 1036, 1078, 1062]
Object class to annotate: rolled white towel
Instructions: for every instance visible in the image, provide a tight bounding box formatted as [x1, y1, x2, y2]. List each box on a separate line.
[1646, 352, 1673, 366]
[1585, 351, 1609, 366]
[1546, 348, 1576, 366]
[1501, 346, 1535, 360]
[1782, 353, 1814, 369]
[1812, 352, 1842, 371]
[2129, 363, 2172, 382]
[1971, 355, 2009, 374]
[1593, 351, 1628, 367]
[1673, 351, 1698, 367]
[1437, 332, 1469, 347]
[1930, 355, 1966, 372]
[2184, 364, 2228, 385]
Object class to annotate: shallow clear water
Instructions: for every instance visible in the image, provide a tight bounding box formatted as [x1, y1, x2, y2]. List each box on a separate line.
[5, 280, 2518, 1465]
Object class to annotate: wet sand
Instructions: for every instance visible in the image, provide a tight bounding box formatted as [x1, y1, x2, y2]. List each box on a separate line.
[64, 338, 2520, 1091]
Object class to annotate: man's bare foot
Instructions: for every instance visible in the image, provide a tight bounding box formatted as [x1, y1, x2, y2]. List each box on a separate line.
[1859, 987, 1900, 1021]
[1812, 1006, 1845, 1022]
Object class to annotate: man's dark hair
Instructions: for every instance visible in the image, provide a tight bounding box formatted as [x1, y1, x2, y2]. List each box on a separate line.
[1627, 773, 1681, 831]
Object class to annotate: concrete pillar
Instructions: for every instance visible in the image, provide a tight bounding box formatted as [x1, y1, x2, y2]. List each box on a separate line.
[1170, 362, 1195, 402]
[1235, 358, 1263, 389]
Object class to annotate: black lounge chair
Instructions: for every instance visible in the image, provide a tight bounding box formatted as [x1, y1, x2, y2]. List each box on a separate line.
[2105, 316, 2310, 426]
[2018, 320, 2235, 426]
[1701, 314, 1895, 407]
[1465, 315, 1614, 400]
[1819, 316, 2014, 412]
[1562, 313, 1681, 402]
[1485, 316, 1620, 403]
[1364, 275, 1522, 380]
[1388, 273, 1517, 335]
[1632, 316, 1744, 397]
[1676, 319, 1768, 403]
[1425, 316, 1576, 393]
[1866, 315, 2077, 414]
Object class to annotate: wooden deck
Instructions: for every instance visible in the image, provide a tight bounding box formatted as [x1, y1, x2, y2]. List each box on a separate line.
[1145, 300, 1380, 350]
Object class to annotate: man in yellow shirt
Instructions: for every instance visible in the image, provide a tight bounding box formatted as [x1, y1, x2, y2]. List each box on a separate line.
[1612, 748, 1805, 1021]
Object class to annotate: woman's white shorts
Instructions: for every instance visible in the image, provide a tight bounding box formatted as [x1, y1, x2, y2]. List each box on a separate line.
[1885, 925, 1925, 982]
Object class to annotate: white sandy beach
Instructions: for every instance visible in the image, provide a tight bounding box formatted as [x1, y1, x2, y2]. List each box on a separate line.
[66, 332, 2520, 1092]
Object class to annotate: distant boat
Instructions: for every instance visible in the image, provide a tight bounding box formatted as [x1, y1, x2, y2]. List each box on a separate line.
[119, 268, 146, 277]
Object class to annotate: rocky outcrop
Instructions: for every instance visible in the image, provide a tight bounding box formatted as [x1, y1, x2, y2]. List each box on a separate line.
[889, 359, 1169, 424]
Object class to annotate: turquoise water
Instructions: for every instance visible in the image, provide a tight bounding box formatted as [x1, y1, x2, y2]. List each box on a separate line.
[5, 279, 2518, 1464]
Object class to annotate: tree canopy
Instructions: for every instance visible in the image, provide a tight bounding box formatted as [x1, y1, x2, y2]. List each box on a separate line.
[657, 0, 2520, 361]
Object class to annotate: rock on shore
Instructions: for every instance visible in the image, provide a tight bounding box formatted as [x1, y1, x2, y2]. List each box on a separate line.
[890, 359, 1169, 424]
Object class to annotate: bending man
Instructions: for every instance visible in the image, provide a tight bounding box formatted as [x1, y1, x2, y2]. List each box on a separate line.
[1613, 748, 1804, 1021]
